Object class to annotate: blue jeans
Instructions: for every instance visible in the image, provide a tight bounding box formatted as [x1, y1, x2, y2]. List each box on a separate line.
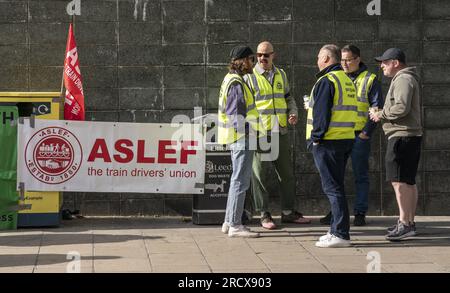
[224, 137, 254, 226]
[351, 135, 371, 215]
[312, 140, 353, 240]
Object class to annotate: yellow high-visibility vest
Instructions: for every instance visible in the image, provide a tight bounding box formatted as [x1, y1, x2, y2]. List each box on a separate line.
[217, 73, 260, 145]
[246, 66, 288, 131]
[354, 71, 377, 131]
[306, 70, 358, 140]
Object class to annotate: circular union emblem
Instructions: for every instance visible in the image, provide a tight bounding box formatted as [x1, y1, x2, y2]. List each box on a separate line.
[276, 82, 282, 90]
[25, 126, 82, 184]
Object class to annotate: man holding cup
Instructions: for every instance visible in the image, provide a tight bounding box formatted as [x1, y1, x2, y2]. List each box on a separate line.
[370, 48, 422, 241]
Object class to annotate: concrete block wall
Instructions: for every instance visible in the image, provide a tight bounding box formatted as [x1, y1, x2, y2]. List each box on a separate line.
[1, 0, 449, 216]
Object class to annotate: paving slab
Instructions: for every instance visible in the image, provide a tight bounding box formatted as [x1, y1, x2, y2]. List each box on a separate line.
[0, 216, 449, 273]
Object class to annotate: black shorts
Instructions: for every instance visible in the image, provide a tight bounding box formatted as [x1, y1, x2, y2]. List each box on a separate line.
[385, 136, 422, 185]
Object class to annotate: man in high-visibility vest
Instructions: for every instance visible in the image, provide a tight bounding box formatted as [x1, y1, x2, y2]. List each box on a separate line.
[218, 45, 260, 238]
[319, 45, 384, 227]
[307, 44, 358, 248]
[245, 41, 310, 230]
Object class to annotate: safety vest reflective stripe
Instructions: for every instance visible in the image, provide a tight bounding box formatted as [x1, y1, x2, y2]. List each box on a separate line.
[357, 111, 367, 117]
[259, 108, 288, 114]
[330, 121, 355, 127]
[354, 71, 376, 131]
[249, 75, 260, 97]
[333, 105, 358, 111]
[279, 69, 287, 89]
[219, 77, 242, 109]
[358, 73, 372, 103]
[307, 120, 355, 127]
[328, 72, 344, 105]
[255, 93, 285, 101]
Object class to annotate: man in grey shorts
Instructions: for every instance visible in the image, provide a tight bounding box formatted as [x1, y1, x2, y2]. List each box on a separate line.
[370, 48, 422, 241]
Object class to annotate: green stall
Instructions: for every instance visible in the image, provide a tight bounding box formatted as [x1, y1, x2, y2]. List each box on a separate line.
[0, 106, 19, 230]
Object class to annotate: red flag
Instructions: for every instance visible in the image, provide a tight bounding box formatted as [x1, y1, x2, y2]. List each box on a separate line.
[63, 23, 85, 120]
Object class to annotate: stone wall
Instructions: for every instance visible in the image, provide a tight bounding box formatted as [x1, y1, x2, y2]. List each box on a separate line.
[1, 0, 449, 216]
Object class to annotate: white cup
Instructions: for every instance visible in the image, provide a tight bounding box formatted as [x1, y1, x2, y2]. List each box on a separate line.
[303, 95, 310, 110]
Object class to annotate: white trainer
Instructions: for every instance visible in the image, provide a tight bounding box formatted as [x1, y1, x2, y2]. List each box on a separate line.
[221, 222, 230, 234]
[319, 232, 332, 242]
[228, 225, 260, 238]
[315, 234, 351, 248]
[222, 223, 250, 234]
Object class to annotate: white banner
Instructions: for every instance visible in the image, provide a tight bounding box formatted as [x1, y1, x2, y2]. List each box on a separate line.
[17, 119, 205, 194]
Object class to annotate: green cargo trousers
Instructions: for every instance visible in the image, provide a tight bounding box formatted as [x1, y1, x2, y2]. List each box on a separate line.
[251, 133, 296, 213]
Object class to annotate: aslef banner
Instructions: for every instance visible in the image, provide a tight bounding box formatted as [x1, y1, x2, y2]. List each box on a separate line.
[17, 119, 205, 194]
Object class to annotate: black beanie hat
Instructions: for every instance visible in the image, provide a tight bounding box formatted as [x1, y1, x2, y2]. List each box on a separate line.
[229, 45, 254, 61]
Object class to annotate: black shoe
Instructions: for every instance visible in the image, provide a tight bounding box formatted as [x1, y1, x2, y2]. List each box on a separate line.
[353, 214, 366, 226]
[281, 211, 311, 224]
[320, 211, 332, 225]
[62, 209, 74, 220]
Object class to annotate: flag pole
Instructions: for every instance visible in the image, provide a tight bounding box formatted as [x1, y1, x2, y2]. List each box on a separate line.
[60, 15, 75, 97]
[60, 15, 75, 117]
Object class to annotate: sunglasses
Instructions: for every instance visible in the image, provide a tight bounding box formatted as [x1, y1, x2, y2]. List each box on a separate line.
[256, 52, 274, 58]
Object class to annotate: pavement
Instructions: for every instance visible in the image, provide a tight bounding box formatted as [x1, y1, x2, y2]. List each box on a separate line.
[0, 216, 449, 273]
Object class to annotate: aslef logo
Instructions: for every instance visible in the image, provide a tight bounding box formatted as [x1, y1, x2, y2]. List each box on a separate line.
[25, 127, 83, 184]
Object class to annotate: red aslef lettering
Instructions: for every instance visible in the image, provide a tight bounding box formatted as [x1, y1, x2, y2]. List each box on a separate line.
[137, 140, 155, 163]
[180, 140, 197, 164]
[87, 139, 111, 162]
[113, 139, 134, 163]
[158, 140, 176, 164]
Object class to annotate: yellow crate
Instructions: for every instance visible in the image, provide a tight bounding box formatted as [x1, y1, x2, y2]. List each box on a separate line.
[0, 92, 63, 120]
[19, 192, 62, 214]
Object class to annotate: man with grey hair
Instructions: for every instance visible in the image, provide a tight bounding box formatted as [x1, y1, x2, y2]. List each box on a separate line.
[306, 44, 358, 247]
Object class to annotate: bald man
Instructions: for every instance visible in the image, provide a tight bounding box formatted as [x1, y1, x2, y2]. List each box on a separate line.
[245, 41, 310, 230]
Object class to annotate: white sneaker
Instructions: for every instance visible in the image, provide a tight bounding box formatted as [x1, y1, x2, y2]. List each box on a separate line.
[315, 234, 351, 248]
[222, 222, 250, 234]
[221, 222, 230, 234]
[319, 232, 332, 242]
[228, 225, 260, 238]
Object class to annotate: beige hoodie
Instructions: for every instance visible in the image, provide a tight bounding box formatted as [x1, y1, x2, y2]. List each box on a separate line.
[377, 67, 423, 138]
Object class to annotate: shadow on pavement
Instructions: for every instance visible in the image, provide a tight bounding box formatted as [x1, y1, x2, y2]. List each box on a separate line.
[0, 234, 163, 247]
[1, 217, 210, 233]
[250, 221, 450, 247]
[0, 254, 120, 267]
